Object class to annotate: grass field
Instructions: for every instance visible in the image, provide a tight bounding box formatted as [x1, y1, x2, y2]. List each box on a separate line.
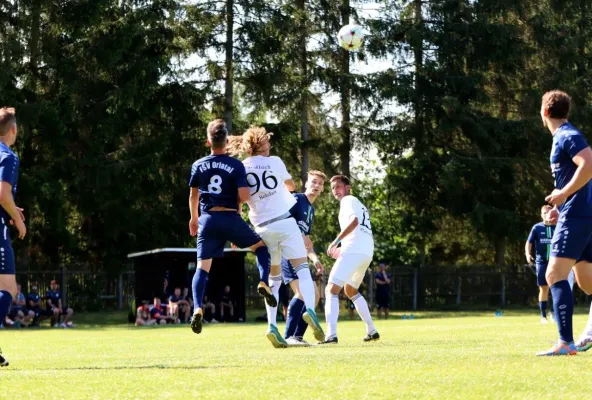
[2, 310, 592, 399]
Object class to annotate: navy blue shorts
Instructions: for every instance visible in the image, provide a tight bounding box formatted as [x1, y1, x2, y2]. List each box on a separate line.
[0, 235, 15, 275]
[376, 293, 390, 309]
[551, 217, 592, 263]
[196, 212, 261, 260]
[535, 263, 548, 286]
[281, 259, 298, 284]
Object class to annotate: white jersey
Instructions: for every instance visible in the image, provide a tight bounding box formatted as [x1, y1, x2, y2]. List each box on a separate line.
[243, 155, 296, 226]
[338, 195, 374, 257]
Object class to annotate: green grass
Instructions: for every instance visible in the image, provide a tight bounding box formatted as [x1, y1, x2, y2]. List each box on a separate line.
[2, 310, 592, 399]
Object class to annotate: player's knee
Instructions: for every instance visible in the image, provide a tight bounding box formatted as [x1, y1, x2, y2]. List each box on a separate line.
[344, 286, 358, 298]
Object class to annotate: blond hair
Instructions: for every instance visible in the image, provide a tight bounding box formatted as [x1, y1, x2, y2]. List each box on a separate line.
[227, 126, 273, 157]
[308, 170, 327, 181]
[0, 108, 16, 136]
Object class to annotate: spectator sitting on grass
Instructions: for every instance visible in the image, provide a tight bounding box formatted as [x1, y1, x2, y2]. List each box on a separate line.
[26, 285, 52, 326]
[219, 285, 234, 322]
[46, 280, 74, 328]
[135, 302, 157, 326]
[150, 297, 170, 325]
[202, 295, 218, 324]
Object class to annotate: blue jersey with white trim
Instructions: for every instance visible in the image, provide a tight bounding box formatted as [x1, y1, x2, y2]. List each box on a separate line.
[289, 193, 315, 235]
[0, 142, 19, 224]
[550, 122, 592, 217]
[527, 222, 555, 266]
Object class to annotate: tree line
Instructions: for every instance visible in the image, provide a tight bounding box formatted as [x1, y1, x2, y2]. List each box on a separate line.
[0, 0, 590, 271]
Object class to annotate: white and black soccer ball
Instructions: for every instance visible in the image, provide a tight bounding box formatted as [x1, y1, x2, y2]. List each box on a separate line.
[337, 24, 365, 51]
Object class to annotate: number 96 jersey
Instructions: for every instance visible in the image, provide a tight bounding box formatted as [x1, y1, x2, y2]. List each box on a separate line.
[242, 155, 296, 226]
[339, 195, 374, 257]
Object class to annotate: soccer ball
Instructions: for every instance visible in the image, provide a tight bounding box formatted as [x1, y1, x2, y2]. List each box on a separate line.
[337, 24, 365, 51]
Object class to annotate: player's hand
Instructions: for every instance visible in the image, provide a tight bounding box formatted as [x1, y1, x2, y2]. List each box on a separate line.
[14, 218, 26, 239]
[314, 260, 324, 275]
[303, 235, 313, 251]
[547, 207, 559, 224]
[189, 217, 198, 237]
[545, 189, 568, 207]
[327, 241, 340, 259]
[9, 207, 25, 226]
[525, 254, 534, 264]
[230, 243, 238, 249]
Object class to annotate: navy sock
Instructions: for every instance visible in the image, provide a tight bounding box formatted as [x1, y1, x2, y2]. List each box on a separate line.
[255, 246, 270, 283]
[550, 280, 573, 343]
[294, 307, 309, 338]
[540, 301, 548, 319]
[192, 269, 209, 308]
[284, 297, 305, 338]
[0, 290, 12, 324]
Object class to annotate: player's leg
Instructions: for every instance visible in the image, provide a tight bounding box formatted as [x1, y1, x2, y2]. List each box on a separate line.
[571, 244, 592, 351]
[538, 285, 549, 323]
[344, 284, 379, 341]
[229, 214, 275, 306]
[282, 261, 304, 340]
[319, 281, 342, 344]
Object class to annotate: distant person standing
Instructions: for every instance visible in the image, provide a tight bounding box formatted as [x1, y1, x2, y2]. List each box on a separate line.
[375, 263, 391, 319]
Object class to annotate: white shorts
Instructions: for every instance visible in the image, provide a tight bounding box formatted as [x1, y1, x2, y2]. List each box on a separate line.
[328, 253, 373, 289]
[255, 217, 307, 265]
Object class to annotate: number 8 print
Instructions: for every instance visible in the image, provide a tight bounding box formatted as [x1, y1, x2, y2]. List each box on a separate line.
[208, 175, 223, 194]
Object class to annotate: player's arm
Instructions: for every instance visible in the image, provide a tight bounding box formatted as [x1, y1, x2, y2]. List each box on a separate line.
[546, 146, 592, 206]
[307, 247, 323, 274]
[327, 215, 359, 258]
[525, 226, 536, 264]
[284, 179, 296, 192]
[189, 187, 199, 236]
[0, 181, 25, 239]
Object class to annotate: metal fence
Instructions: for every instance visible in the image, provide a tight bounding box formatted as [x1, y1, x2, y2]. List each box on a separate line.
[15, 269, 135, 311]
[245, 263, 590, 310]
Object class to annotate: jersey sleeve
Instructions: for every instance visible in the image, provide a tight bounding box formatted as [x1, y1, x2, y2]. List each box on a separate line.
[234, 161, 248, 188]
[188, 162, 200, 188]
[272, 156, 291, 181]
[0, 153, 18, 186]
[561, 132, 589, 159]
[527, 225, 537, 244]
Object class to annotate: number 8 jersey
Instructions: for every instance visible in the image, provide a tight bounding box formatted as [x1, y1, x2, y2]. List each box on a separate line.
[339, 195, 374, 257]
[243, 155, 296, 226]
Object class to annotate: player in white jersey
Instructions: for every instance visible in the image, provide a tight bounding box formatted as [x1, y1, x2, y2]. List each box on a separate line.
[227, 127, 324, 347]
[319, 175, 379, 344]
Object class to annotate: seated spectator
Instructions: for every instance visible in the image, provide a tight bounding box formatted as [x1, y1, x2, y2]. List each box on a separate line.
[181, 287, 194, 314]
[202, 295, 218, 324]
[219, 285, 234, 322]
[150, 297, 170, 325]
[8, 284, 34, 328]
[26, 285, 52, 326]
[46, 280, 74, 328]
[135, 302, 157, 326]
[168, 287, 188, 324]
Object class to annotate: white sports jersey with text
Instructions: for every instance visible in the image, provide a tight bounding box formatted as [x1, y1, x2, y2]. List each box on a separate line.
[338, 195, 374, 257]
[243, 155, 296, 226]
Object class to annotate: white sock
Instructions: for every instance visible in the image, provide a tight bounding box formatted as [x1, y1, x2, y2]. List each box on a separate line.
[351, 293, 376, 335]
[585, 300, 592, 336]
[295, 264, 315, 310]
[325, 294, 339, 338]
[265, 275, 281, 327]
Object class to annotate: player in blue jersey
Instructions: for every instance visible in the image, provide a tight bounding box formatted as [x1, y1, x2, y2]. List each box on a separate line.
[188, 119, 273, 335]
[279, 170, 326, 346]
[525, 205, 575, 324]
[536, 91, 592, 356]
[0, 108, 26, 367]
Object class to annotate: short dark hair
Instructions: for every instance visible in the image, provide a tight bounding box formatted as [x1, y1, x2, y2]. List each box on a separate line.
[330, 174, 350, 186]
[0, 107, 16, 136]
[542, 90, 571, 119]
[207, 119, 228, 149]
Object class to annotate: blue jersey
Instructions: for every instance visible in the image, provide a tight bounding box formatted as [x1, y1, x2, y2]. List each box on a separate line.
[188, 154, 248, 213]
[46, 290, 62, 308]
[528, 222, 555, 266]
[289, 193, 314, 235]
[550, 122, 592, 217]
[0, 142, 19, 223]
